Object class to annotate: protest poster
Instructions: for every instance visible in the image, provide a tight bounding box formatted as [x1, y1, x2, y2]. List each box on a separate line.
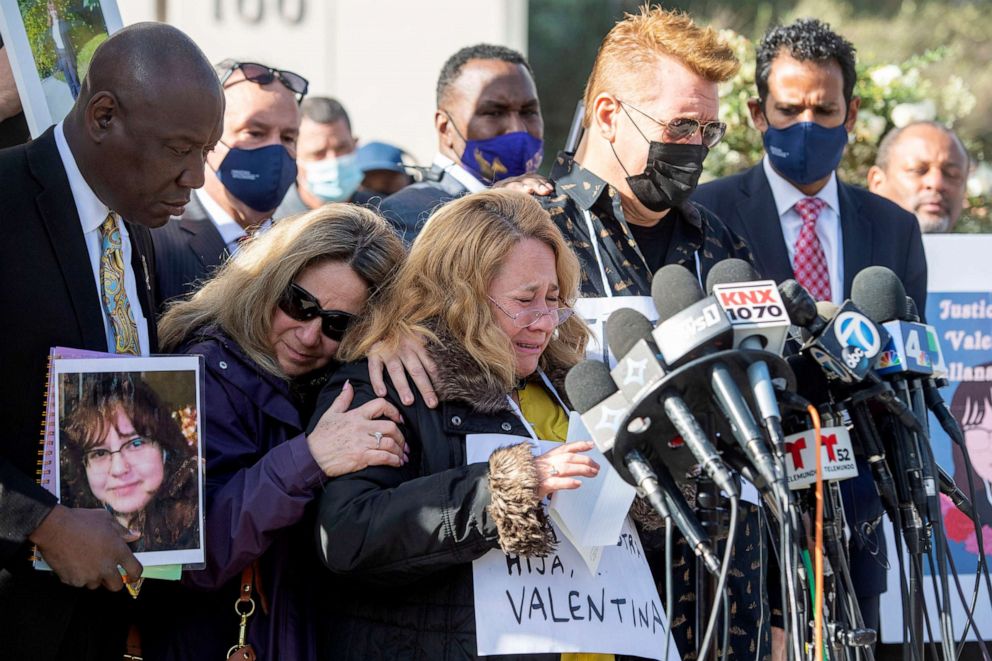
[466, 434, 679, 660]
[879, 234, 992, 642]
[0, 0, 122, 137]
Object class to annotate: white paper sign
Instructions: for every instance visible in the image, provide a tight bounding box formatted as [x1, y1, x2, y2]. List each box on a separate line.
[467, 434, 678, 660]
[573, 296, 658, 366]
[548, 413, 637, 573]
[782, 425, 859, 490]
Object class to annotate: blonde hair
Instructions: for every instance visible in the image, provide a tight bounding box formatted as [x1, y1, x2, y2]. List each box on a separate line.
[340, 190, 588, 392]
[583, 5, 740, 127]
[158, 204, 406, 379]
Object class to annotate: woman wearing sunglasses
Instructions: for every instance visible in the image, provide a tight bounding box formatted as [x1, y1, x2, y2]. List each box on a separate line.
[312, 190, 608, 659]
[154, 204, 407, 660]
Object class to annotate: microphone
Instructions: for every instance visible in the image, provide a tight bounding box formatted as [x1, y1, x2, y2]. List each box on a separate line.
[706, 259, 793, 456]
[626, 449, 721, 573]
[646, 264, 782, 495]
[564, 360, 723, 572]
[850, 266, 934, 539]
[564, 360, 631, 453]
[651, 265, 735, 366]
[605, 308, 665, 401]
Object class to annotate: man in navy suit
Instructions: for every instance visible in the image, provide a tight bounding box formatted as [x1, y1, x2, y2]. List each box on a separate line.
[694, 19, 926, 314]
[694, 18, 927, 647]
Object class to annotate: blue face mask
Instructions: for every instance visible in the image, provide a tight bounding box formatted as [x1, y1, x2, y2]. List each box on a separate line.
[763, 121, 848, 186]
[215, 143, 298, 212]
[459, 131, 543, 184]
[304, 152, 364, 203]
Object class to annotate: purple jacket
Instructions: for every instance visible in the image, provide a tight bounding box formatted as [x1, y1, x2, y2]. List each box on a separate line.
[143, 327, 327, 661]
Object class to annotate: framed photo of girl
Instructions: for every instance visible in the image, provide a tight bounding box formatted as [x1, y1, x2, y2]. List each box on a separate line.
[52, 355, 205, 568]
[0, 0, 122, 137]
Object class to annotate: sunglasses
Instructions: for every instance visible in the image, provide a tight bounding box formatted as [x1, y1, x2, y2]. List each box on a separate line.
[620, 100, 727, 149]
[218, 61, 309, 101]
[278, 283, 354, 341]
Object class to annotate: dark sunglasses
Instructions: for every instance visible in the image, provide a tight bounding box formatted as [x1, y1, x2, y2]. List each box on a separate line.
[218, 61, 309, 101]
[278, 283, 354, 341]
[620, 100, 727, 149]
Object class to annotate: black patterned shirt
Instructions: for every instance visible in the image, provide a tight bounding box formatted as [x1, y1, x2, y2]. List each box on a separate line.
[539, 151, 754, 298]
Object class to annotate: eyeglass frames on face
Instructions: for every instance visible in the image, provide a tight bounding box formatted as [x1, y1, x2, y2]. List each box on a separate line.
[619, 100, 727, 148]
[488, 296, 575, 328]
[278, 282, 355, 341]
[84, 436, 160, 470]
[219, 61, 309, 101]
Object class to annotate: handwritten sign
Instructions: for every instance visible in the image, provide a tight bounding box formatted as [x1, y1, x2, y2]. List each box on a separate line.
[573, 296, 657, 366]
[467, 435, 679, 660]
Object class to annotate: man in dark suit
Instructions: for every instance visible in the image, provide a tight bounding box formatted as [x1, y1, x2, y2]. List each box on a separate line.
[378, 43, 545, 244]
[152, 58, 305, 310]
[693, 18, 927, 647]
[694, 19, 926, 313]
[0, 23, 223, 660]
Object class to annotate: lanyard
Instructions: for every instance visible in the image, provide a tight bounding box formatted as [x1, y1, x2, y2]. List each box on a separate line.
[581, 208, 704, 293]
[505, 369, 570, 442]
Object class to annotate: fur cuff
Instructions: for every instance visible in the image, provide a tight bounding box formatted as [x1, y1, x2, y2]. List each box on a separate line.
[487, 442, 556, 557]
[629, 496, 666, 532]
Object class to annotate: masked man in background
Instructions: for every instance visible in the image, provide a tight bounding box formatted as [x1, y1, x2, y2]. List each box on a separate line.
[151, 59, 307, 310]
[378, 43, 544, 244]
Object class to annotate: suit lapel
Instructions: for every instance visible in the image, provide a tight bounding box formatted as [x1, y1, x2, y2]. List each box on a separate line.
[838, 181, 871, 299]
[26, 129, 107, 351]
[737, 165, 794, 282]
[180, 196, 229, 268]
[127, 223, 159, 351]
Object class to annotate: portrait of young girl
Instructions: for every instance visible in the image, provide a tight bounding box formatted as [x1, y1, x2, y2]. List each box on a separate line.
[58, 370, 201, 556]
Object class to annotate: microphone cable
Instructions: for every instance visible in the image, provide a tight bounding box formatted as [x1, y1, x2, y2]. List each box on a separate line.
[696, 494, 740, 661]
[810, 404, 826, 661]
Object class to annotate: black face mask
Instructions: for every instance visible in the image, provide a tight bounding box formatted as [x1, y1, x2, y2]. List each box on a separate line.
[618, 141, 708, 212]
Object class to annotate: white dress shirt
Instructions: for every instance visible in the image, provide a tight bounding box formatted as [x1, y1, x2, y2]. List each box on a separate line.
[762, 155, 844, 304]
[433, 153, 487, 194]
[54, 121, 150, 355]
[194, 188, 273, 255]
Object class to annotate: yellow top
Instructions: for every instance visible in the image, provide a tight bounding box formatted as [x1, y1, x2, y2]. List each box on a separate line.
[516, 381, 614, 661]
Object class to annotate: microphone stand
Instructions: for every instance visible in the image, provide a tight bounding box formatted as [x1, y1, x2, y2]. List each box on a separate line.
[693, 472, 726, 661]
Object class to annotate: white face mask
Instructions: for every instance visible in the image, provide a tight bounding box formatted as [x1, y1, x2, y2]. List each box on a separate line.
[304, 152, 364, 202]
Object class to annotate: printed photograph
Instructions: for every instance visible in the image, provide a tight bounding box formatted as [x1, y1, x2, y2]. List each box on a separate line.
[0, 0, 121, 135]
[55, 358, 204, 566]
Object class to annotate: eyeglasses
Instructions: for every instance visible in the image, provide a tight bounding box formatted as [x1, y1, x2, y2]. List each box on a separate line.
[965, 427, 992, 451]
[278, 282, 355, 341]
[84, 437, 160, 470]
[218, 61, 309, 101]
[489, 296, 575, 329]
[620, 100, 727, 148]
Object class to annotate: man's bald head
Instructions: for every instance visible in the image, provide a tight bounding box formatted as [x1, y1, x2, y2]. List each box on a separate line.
[868, 121, 970, 233]
[64, 23, 224, 228]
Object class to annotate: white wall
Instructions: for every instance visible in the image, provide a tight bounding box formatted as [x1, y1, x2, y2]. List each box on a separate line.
[119, 0, 528, 164]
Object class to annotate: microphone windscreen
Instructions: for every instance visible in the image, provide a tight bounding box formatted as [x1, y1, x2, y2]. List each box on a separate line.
[651, 264, 703, 322]
[815, 300, 839, 321]
[779, 279, 818, 328]
[605, 308, 654, 358]
[704, 258, 760, 293]
[905, 296, 920, 322]
[850, 266, 906, 324]
[564, 360, 617, 414]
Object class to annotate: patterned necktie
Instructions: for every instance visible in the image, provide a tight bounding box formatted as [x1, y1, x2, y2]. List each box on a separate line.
[99, 212, 140, 354]
[792, 197, 831, 302]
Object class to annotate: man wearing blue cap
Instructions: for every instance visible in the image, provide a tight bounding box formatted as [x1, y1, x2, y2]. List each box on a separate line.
[355, 141, 413, 198]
